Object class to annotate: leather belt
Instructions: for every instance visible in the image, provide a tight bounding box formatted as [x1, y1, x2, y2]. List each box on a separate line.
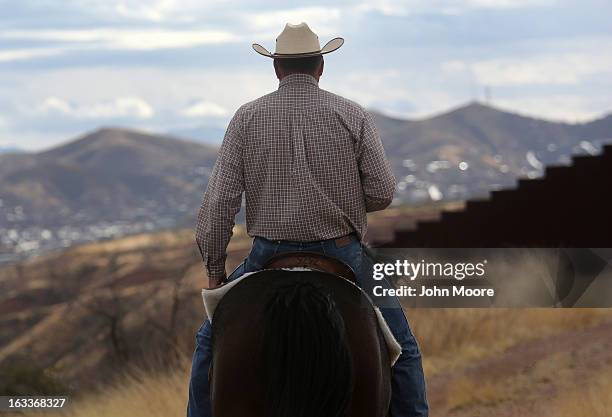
[260, 232, 357, 247]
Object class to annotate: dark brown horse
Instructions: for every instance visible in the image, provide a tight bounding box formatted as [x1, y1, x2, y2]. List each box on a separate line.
[209, 268, 392, 417]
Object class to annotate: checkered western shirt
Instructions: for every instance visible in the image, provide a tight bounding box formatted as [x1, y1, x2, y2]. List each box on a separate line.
[195, 73, 396, 278]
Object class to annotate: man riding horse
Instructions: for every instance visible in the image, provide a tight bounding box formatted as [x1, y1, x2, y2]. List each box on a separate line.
[188, 22, 429, 417]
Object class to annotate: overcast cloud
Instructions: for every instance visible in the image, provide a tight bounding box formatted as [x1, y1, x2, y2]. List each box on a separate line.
[0, 0, 610, 149]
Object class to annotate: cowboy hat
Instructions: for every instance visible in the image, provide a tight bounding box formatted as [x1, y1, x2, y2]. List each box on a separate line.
[252, 22, 344, 59]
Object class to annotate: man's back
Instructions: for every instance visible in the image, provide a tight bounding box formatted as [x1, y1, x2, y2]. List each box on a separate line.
[196, 72, 396, 277]
[241, 73, 395, 240]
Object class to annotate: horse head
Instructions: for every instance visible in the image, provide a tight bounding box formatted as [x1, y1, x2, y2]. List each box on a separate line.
[206, 257, 393, 417]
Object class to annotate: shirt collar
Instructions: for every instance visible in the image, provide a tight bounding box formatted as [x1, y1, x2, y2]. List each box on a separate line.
[278, 73, 319, 89]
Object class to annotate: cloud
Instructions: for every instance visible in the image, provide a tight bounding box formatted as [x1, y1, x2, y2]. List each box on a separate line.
[36, 96, 154, 119]
[0, 28, 240, 51]
[15, 0, 554, 32]
[464, 0, 555, 9]
[493, 95, 607, 123]
[9, 66, 275, 113]
[113, 0, 195, 22]
[351, 0, 554, 16]
[0, 8, 339, 63]
[327, 69, 459, 118]
[0, 47, 70, 63]
[39, 97, 72, 114]
[441, 60, 468, 73]
[2, 1, 611, 150]
[352, 1, 411, 16]
[2, 66, 276, 147]
[181, 101, 229, 118]
[73, 0, 229, 22]
[247, 6, 343, 38]
[442, 52, 612, 86]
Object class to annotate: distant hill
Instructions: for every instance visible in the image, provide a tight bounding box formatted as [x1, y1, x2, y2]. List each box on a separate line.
[1, 102, 612, 260]
[0, 127, 218, 228]
[373, 101, 612, 201]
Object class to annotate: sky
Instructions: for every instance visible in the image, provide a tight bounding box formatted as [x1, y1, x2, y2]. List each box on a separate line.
[0, 0, 611, 150]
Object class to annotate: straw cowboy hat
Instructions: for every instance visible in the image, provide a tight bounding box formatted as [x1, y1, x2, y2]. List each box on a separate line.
[252, 22, 344, 58]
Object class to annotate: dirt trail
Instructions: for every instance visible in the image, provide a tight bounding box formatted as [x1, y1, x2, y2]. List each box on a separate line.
[427, 320, 612, 416]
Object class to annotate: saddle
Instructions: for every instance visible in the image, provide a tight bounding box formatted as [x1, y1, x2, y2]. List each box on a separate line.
[263, 251, 356, 283]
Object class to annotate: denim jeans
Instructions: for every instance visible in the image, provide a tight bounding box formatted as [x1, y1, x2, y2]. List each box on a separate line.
[187, 234, 429, 417]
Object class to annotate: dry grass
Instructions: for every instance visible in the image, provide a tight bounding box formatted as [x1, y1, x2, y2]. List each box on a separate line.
[13, 364, 191, 417]
[445, 376, 508, 411]
[5, 227, 610, 417]
[548, 366, 612, 417]
[408, 308, 611, 377]
[14, 309, 612, 417]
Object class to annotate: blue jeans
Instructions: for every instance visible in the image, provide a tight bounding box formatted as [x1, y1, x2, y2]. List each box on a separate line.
[187, 234, 428, 417]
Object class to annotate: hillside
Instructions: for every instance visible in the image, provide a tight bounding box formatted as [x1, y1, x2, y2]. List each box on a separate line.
[2, 103, 612, 262]
[0, 204, 456, 389]
[0, 128, 218, 225]
[374, 101, 612, 201]
[1, 222, 611, 415]
[0, 128, 219, 261]
[0, 226, 233, 390]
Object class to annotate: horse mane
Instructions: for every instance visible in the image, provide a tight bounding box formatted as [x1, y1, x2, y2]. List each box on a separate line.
[210, 270, 390, 417]
[261, 279, 354, 417]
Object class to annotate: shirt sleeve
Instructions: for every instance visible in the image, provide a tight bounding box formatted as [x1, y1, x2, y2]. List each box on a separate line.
[356, 111, 396, 212]
[195, 108, 245, 278]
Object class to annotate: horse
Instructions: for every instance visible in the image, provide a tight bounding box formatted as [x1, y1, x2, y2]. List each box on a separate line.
[207, 254, 393, 417]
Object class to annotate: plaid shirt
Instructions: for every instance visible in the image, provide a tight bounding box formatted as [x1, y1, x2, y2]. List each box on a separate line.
[195, 73, 396, 278]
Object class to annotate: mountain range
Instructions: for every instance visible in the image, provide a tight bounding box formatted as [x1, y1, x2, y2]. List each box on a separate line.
[0, 128, 219, 261]
[0, 128, 218, 225]
[373, 101, 612, 201]
[1, 101, 611, 260]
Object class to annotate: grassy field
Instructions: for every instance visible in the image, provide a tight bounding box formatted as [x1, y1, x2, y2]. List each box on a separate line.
[3, 204, 611, 416]
[12, 308, 612, 417]
[410, 308, 610, 377]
